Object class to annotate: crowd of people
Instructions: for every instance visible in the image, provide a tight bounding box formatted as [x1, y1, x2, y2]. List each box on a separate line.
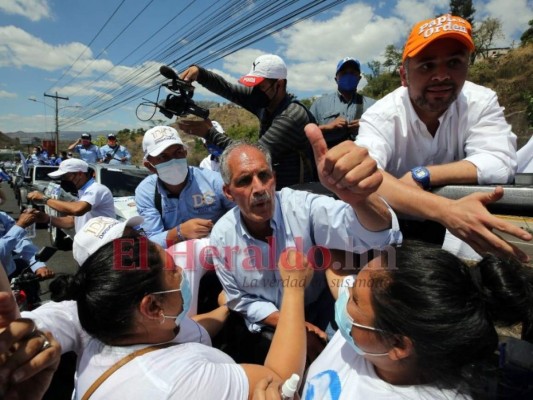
[0, 13, 532, 400]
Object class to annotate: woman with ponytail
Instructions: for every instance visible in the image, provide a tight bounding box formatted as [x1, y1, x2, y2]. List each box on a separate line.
[301, 244, 533, 399]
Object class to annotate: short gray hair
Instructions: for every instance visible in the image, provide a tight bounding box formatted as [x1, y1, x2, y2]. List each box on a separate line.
[219, 141, 273, 185]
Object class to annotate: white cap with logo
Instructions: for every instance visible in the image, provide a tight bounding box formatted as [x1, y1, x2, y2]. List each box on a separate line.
[143, 126, 184, 158]
[73, 215, 144, 266]
[239, 54, 287, 87]
[48, 158, 89, 178]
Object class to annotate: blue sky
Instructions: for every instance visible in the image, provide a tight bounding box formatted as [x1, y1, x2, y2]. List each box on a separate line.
[0, 0, 531, 134]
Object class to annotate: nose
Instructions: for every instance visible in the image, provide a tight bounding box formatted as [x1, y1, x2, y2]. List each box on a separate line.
[431, 63, 450, 82]
[251, 175, 266, 194]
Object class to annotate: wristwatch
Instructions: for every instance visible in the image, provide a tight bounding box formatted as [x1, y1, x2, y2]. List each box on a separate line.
[410, 166, 431, 190]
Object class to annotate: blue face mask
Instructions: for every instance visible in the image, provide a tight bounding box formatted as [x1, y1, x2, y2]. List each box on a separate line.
[153, 272, 192, 327]
[334, 284, 389, 356]
[337, 74, 360, 92]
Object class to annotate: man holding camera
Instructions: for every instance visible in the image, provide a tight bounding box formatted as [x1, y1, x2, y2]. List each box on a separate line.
[99, 134, 131, 165]
[28, 158, 115, 234]
[179, 54, 317, 189]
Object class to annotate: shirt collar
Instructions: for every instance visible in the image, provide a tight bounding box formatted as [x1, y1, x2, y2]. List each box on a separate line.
[79, 177, 95, 191]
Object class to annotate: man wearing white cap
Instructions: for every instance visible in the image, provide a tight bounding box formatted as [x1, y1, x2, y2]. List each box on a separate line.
[178, 54, 317, 189]
[27, 158, 115, 233]
[310, 57, 376, 148]
[135, 126, 234, 249]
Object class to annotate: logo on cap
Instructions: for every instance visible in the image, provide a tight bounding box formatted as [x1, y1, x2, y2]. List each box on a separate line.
[83, 218, 119, 239]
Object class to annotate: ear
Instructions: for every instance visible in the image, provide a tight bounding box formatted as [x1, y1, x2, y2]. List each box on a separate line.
[388, 335, 414, 361]
[144, 159, 157, 174]
[222, 184, 234, 202]
[139, 294, 163, 320]
[399, 65, 408, 87]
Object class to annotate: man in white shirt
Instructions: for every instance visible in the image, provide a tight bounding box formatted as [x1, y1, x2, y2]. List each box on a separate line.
[28, 158, 115, 233]
[355, 14, 531, 260]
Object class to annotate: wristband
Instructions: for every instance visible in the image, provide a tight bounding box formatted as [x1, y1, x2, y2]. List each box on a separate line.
[176, 224, 186, 242]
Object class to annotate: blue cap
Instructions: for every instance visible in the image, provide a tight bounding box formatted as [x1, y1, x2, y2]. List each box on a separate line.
[336, 57, 360, 74]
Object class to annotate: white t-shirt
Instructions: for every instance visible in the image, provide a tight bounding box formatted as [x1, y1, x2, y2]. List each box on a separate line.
[302, 331, 470, 400]
[199, 156, 220, 172]
[356, 81, 517, 184]
[75, 180, 115, 232]
[23, 301, 249, 400]
[167, 238, 212, 316]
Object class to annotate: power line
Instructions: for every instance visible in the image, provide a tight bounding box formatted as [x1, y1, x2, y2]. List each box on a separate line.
[46, 0, 127, 92]
[60, 0, 347, 128]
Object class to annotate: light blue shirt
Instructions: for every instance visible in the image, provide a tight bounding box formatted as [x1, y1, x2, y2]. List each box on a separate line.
[0, 212, 45, 276]
[73, 144, 100, 163]
[211, 188, 402, 332]
[99, 144, 131, 165]
[135, 167, 235, 249]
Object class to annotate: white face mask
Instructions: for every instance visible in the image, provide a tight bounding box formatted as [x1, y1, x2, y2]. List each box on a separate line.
[153, 158, 188, 185]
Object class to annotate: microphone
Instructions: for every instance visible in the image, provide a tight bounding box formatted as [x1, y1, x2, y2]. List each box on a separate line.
[160, 65, 178, 80]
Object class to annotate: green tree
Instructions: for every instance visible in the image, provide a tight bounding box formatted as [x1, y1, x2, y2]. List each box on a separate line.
[521, 19, 533, 46]
[383, 45, 402, 73]
[474, 17, 505, 60]
[449, 0, 475, 25]
[366, 60, 382, 80]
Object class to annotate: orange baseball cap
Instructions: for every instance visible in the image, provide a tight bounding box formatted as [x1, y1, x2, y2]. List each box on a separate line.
[402, 14, 475, 62]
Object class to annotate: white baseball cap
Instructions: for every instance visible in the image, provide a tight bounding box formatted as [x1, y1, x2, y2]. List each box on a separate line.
[143, 126, 184, 157]
[48, 158, 89, 178]
[73, 215, 144, 266]
[239, 54, 287, 87]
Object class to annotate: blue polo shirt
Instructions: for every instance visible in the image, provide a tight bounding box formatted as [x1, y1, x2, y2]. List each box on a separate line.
[135, 167, 234, 248]
[73, 144, 100, 163]
[0, 212, 45, 276]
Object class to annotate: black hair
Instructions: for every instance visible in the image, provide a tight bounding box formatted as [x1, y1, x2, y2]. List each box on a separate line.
[369, 244, 533, 394]
[49, 236, 166, 344]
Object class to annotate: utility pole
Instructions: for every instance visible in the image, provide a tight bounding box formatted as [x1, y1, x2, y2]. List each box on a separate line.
[44, 92, 69, 153]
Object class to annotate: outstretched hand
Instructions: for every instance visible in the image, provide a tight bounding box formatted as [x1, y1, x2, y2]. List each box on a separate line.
[305, 123, 382, 205]
[443, 187, 532, 262]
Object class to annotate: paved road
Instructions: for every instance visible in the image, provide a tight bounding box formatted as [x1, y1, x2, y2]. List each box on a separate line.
[1, 182, 78, 300]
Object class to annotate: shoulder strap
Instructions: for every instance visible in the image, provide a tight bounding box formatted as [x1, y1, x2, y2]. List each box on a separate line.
[82, 342, 176, 400]
[354, 93, 364, 119]
[154, 183, 162, 217]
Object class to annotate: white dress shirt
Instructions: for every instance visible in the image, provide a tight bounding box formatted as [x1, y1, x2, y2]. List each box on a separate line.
[356, 81, 517, 184]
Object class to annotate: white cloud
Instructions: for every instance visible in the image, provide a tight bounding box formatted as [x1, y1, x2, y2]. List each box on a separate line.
[394, 0, 449, 26]
[0, 90, 16, 98]
[0, 26, 93, 71]
[0, 0, 51, 21]
[269, 3, 408, 93]
[475, 0, 533, 46]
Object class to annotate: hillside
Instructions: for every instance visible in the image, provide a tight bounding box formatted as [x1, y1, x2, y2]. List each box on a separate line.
[468, 42, 533, 147]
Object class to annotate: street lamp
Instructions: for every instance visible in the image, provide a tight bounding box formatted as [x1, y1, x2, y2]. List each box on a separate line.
[28, 97, 81, 153]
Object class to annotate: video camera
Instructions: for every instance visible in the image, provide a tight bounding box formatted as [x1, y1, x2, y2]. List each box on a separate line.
[136, 65, 209, 121]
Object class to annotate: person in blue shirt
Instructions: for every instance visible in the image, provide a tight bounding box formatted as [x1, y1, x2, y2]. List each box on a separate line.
[135, 126, 234, 249]
[67, 133, 101, 163]
[0, 211, 55, 278]
[209, 124, 401, 363]
[28, 146, 48, 165]
[99, 133, 131, 165]
[310, 57, 376, 148]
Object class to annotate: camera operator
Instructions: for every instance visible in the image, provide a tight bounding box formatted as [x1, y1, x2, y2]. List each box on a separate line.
[0, 210, 54, 279]
[179, 54, 317, 189]
[99, 133, 131, 165]
[27, 159, 115, 234]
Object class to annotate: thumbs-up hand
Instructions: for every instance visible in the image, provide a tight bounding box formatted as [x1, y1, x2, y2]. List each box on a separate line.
[305, 123, 382, 205]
